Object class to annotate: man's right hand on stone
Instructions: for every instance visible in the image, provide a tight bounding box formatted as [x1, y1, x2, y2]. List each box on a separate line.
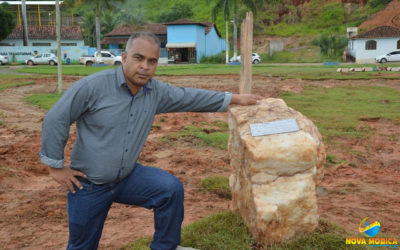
[48, 165, 86, 193]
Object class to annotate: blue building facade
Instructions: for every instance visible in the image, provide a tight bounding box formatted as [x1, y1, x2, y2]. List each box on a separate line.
[165, 19, 226, 63]
[102, 19, 226, 64]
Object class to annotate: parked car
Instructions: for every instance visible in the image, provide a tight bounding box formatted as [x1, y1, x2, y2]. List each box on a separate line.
[229, 53, 261, 64]
[25, 53, 58, 66]
[375, 50, 400, 63]
[0, 55, 9, 65]
[79, 51, 122, 66]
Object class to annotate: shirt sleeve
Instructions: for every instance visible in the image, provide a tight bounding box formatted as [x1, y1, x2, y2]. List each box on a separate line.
[39, 79, 91, 168]
[155, 81, 232, 114]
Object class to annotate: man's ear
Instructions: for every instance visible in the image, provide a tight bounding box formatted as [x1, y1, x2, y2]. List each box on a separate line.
[122, 52, 127, 63]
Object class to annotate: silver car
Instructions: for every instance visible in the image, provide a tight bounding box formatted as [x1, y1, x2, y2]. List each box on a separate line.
[25, 53, 58, 66]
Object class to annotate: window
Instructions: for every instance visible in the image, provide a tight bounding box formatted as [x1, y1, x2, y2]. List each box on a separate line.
[32, 43, 51, 46]
[101, 52, 111, 57]
[365, 40, 377, 50]
[61, 43, 77, 46]
[0, 42, 15, 46]
[397, 40, 400, 49]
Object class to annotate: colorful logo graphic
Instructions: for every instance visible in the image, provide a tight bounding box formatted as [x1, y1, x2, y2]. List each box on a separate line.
[359, 217, 380, 237]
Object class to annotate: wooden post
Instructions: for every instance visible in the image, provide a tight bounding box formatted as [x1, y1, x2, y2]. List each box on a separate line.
[56, 0, 62, 94]
[239, 12, 253, 94]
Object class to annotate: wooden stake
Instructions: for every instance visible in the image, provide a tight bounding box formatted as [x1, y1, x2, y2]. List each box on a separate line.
[239, 12, 253, 94]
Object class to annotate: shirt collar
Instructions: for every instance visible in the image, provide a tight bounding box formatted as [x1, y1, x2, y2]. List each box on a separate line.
[117, 65, 153, 95]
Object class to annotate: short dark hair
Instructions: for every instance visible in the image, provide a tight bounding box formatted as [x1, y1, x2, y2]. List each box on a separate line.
[125, 32, 160, 52]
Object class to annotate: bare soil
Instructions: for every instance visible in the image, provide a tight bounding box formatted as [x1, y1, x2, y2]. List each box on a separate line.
[0, 74, 399, 249]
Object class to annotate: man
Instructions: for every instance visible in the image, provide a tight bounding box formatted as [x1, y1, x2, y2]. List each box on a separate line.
[40, 32, 262, 250]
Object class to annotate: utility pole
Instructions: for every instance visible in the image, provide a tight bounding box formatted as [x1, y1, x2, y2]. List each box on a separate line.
[56, 0, 62, 93]
[226, 21, 229, 64]
[21, 0, 29, 46]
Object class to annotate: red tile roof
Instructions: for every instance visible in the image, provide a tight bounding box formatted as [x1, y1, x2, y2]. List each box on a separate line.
[103, 19, 223, 41]
[7, 25, 83, 40]
[353, 25, 400, 39]
[104, 23, 167, 37]
[164, 18, 208, 27]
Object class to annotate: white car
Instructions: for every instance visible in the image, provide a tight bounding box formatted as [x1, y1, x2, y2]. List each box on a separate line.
[25, 53, 58, 66]
[230, 53, 261, 64]
[0, 55, 9, 65]
[79, 51, 122, 66]
[375, 50, 400, 63]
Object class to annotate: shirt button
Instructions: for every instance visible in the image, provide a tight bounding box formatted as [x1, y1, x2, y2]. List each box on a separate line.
[128, 131, 130, 134]
[125, 149, 128, 152]
[130, 114, 133, 117]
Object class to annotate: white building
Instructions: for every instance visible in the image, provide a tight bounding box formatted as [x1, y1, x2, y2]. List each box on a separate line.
[347, 26, 400, 63]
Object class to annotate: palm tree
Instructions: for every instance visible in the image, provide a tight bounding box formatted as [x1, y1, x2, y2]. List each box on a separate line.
[81, 0, 125, 54]
[208, 0, 264, 58]
[65, 0, 124, 52]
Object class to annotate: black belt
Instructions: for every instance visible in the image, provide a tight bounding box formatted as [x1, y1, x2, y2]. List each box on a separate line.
[76, 176, 103, 185]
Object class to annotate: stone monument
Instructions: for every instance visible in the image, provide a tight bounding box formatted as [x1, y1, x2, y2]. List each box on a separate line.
[228, 98, 325, 244]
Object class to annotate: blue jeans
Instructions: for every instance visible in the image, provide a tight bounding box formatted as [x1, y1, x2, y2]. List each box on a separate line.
[66, 163, 184, 250]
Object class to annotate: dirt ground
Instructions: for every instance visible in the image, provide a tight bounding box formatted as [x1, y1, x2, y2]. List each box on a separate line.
[0, 73, 399, 249]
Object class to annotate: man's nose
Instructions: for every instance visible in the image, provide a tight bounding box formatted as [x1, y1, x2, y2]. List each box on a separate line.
[140, 60, 150, 70]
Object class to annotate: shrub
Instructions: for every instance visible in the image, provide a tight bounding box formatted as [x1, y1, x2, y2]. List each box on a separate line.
[200, 51, 226, 64]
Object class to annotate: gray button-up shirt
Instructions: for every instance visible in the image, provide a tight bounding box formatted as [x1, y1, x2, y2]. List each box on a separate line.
[40, 66, 232, 184]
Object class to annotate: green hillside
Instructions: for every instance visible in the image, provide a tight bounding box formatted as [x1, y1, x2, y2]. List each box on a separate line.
[69, 0, 391, 38]
[66, 0, 392, 62]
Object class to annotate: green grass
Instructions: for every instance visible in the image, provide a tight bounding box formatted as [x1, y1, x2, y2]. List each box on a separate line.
[199, 176, 231, 199]
[162, 121, 229, 150]
[26, 93, 63, 110]
[123, 211, 368, 250]
[15, 64, 400, 80]
[0, 81, 35, 90]
[17, 65, 117, 76]
[0, 74, 50, 79]
[281, 86, 400, 141]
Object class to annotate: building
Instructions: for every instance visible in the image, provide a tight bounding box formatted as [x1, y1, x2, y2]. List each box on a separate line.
[101, 19, 226, 64]
[347, 26, 400, 63]
[347, 0, 400, 63]
[0, 1, 87, 63]
[101, 23, 167, 59]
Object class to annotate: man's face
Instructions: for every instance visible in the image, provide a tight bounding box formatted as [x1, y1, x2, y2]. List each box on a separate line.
[122, 37, 159, 94]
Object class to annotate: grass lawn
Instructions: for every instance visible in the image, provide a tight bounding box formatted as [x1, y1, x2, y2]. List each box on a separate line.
[121, 211, 369, 250]
[16, 63, 400, 80]
[0, 81, 35, 90]
[26, 84, 400, 142]
[281, 86, 400, 141]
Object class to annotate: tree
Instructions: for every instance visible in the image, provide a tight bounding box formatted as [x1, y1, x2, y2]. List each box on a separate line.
[66, 0, 124, 51]
[0, 3, 15, 41]
[157, 2, 194, 23]
[81, 11, 96, 47]
[86, 0, 125, 53]
[207, 0, 265, 58]
[312, 34, 347, 59]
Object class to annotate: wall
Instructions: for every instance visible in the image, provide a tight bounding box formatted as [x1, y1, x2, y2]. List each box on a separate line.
[205, 26, 226, 58]
[167, 24, 205, 63]
[167, 25, 198, 43]
[349, 37, 400, 63]
[0, 43, 91, 63]
[269, 40, 284, 56]
[196, 25, 206, 63]
[1, 39, 85, 48]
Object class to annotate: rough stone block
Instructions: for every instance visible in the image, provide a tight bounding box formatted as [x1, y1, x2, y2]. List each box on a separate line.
[228, 98, 325, 244]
